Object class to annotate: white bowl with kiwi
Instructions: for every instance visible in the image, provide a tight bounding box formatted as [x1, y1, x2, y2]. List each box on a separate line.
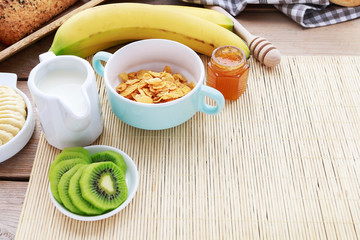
[48, 145, 139, 221]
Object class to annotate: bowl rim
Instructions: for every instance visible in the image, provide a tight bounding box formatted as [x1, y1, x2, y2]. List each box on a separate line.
[103, 39, 205, 107]
[0, 84, 35, 162]
[48, 145, 139, 221]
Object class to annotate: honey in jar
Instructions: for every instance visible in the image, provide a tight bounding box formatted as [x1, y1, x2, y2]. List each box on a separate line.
[207, 45, 249, 100]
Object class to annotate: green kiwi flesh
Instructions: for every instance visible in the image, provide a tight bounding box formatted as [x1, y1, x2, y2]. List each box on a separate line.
[49, 151, 91, 175]
[49, 158, 89, 204]
[62, 147, 91, 158]
[68, 165, 104, 216]
[80, 161, 128, 211]
[58, 164, 85, 215]
[91, 150, 127, 174]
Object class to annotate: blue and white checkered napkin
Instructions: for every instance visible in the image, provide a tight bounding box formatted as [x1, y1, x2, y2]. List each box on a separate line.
[183, 0, 360, 28]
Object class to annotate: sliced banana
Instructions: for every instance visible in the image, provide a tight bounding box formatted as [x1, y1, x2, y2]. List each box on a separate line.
[0, 95, 25, 102]
[0, 130, 14, 145]
[0, 85, 27, 146]
[0, 110, 24, 120]
[0, 86, 22, 99]
[0, 124, 20, 136]
[0, 102, 26, 111]
[0, 118, 25, 129]
[0, 105, 27, 117]
[0, 110, 24, 118]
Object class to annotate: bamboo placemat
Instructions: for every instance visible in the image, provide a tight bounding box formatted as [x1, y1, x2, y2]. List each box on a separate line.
[16, 56, 360, 239]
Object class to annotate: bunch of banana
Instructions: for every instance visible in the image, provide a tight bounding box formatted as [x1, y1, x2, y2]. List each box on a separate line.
[49, 3, 250, 58]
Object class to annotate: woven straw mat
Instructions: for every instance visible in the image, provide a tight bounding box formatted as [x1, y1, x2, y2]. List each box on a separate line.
[15, 56, 360, 239]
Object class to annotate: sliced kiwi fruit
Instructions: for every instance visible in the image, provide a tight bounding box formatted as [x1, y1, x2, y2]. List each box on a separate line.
[58, 164, 85, 215]
[49, 151, 91, 175]
[62, 146, 91, 158]
[49, 158, 89, 204]
[91, 150, 127, 174]
[80, 161, 128, 212]
[68, 165, 104, 216]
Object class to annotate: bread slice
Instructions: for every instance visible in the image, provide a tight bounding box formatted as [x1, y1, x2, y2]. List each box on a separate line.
[0, 0, 79, 46]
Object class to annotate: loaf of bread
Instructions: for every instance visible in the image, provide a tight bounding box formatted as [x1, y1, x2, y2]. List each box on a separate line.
[0, 0, 79, 46]
[330, 0, 360, 6]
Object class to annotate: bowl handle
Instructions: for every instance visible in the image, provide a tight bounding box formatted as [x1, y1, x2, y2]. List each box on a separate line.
[92, 51, 112, 77]
[197, 85, 225, 115]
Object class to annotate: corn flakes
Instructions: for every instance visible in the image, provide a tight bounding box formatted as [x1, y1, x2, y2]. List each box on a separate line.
[116, 66, 195, 104]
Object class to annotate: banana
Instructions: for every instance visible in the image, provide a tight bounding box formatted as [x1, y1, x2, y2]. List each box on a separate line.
[49, 3, 249, 58]
[157, 5, 234, 31]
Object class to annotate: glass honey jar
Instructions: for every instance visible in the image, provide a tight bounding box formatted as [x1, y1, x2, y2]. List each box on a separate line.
[207, 45, 249, 100]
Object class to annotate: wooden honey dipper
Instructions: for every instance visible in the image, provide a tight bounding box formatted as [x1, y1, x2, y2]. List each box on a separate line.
[208, 6, 281, 68]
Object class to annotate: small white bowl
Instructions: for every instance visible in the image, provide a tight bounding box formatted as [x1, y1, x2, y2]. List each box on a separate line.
[0, 73, 35, 163]
[49, 145, 139, 221]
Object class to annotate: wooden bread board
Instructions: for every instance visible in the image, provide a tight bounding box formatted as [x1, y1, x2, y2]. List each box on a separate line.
[0, 0, 106, 62]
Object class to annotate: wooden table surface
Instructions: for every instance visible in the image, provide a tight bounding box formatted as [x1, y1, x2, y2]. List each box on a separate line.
[1, 0, 360, 238]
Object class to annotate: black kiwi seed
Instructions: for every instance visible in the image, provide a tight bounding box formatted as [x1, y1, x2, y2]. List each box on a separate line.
[80, 161, 128, 212]
[91, 151, 127, 175]
[68, 165, 104, 216]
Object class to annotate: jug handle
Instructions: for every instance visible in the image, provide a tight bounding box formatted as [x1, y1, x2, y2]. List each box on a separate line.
[92, 52, 112, 77]
[64, 94, 92, 132]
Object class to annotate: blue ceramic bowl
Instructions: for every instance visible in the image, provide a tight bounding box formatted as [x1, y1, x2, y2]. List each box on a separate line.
[93, 39, 225, 130]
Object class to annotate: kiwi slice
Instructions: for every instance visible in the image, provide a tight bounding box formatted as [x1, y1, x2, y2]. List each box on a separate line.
[91, 150, 127, 174]
[80, 162, 128, 211]
[49, 158, 89, 204]
[68, 165, 104, 216]
[49, 151, 91, 175]
[62, 147, 91, 158]
[58, 164, 85, 215]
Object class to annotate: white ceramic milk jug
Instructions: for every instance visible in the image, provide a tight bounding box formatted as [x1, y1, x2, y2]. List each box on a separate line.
[28, 52, 103, 149]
